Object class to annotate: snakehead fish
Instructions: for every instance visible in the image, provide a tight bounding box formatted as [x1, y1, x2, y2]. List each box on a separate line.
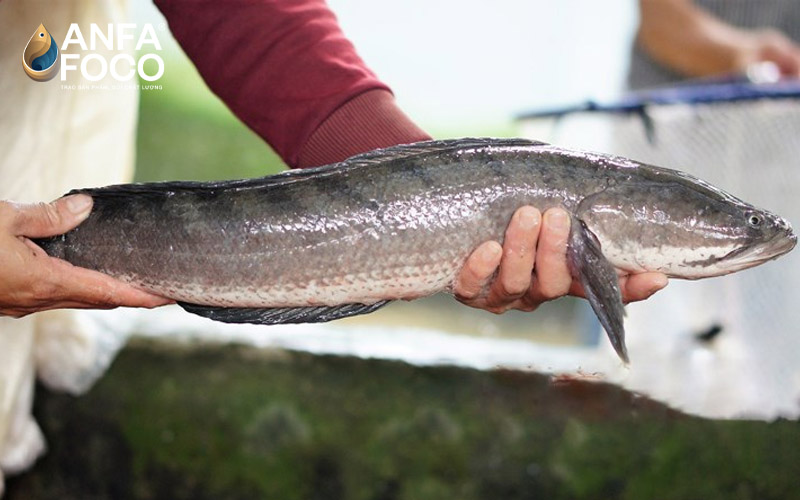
[35, 138, 796, 362]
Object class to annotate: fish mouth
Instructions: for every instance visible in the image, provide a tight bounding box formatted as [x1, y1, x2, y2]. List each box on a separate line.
[722, 226, 796, 271]
[766, 216, 797, 260]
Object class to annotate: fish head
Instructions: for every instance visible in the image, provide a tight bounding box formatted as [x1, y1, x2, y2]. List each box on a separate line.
[579, 169, 796, 279]
[705, 206, 796, 275]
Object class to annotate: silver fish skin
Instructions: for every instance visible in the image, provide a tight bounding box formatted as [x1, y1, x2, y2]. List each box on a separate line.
[36, 138, 796, 362]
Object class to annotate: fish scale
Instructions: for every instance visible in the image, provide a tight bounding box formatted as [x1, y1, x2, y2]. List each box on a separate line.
[35, 138, 796, 362]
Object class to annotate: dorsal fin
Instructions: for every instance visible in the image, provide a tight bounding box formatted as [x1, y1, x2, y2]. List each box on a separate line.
[65, 168, 326, 199]
[339, 137, 549, 168]
[66, 137, 549, 199]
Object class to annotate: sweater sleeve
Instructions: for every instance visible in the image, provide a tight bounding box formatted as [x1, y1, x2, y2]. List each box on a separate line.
[154, 0, 429, 168]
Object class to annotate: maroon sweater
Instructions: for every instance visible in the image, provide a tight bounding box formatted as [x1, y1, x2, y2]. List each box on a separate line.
[155, 0, 430, 168]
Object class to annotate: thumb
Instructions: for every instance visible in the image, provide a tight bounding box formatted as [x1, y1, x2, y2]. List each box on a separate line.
[13, 194, 93, 238]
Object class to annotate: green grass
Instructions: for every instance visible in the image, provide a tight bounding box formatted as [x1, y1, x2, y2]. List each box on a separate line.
[7, 341, 800, 500]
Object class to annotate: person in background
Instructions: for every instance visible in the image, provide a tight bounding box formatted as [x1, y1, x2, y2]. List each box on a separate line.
[631, 0, 800, 89]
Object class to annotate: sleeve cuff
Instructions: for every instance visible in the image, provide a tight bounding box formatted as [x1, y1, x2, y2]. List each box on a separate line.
[296, 89, 431, 168]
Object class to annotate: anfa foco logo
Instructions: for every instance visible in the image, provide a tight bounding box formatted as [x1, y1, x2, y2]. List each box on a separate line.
[22, 24, 59, 81]
[23, 23, 164, 83]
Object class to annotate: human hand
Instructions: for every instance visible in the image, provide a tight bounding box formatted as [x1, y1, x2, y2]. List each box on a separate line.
[737, 29, 800, 79]
[638, 1, 800, 81]
[0, 195, 172, 318]
[454, 206, 668, 313]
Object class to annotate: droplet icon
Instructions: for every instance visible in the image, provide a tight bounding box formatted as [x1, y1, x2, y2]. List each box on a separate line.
[22, 23, 60, 82]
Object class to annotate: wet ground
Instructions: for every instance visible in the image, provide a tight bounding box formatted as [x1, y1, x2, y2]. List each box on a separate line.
[6, 339, 800, 500]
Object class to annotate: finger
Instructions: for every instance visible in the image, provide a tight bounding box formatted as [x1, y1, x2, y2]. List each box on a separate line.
[528, 208, 572, 302]
[785, 47, 800, 77]
[772, 50, 800, 77]
[2, 297, 145, 318]
[487, 207, 541, 306]
[567, 279, 586, 299]
[3, 288, 170, 318]
[568, 272, 667, 303]
[44, 258, 172, 308]
[454, 241, 502, 300]
[3, 301, 118, 318]
[621, 272, 668, 303]
[11, 195, 93, 238]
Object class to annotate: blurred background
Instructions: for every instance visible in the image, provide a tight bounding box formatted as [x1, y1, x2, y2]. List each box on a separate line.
[6, 0, 800, 498]
[133, 0, 636, 172]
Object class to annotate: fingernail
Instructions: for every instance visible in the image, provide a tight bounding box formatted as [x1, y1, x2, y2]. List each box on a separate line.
[546, 208, 569, 231]
[518, 207, 541, 230]
[64, 194, 92, 216]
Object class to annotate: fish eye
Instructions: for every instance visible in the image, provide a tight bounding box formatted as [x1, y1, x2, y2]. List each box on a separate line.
[747, 214, 763, 227]
[39, 33, 44, 37]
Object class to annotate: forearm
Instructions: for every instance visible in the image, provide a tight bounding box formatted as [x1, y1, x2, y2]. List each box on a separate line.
[155, 0, 429, 168]
[637, 0, 752, 77]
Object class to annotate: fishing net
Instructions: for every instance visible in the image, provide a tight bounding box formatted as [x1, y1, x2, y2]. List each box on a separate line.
[518, 82, 800, 418]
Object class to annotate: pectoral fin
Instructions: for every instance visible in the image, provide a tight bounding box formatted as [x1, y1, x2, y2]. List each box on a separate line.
[567, 218, 629, 363]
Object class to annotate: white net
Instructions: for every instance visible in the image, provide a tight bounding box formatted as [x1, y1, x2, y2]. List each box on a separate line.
[520, 93, 800, 418]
